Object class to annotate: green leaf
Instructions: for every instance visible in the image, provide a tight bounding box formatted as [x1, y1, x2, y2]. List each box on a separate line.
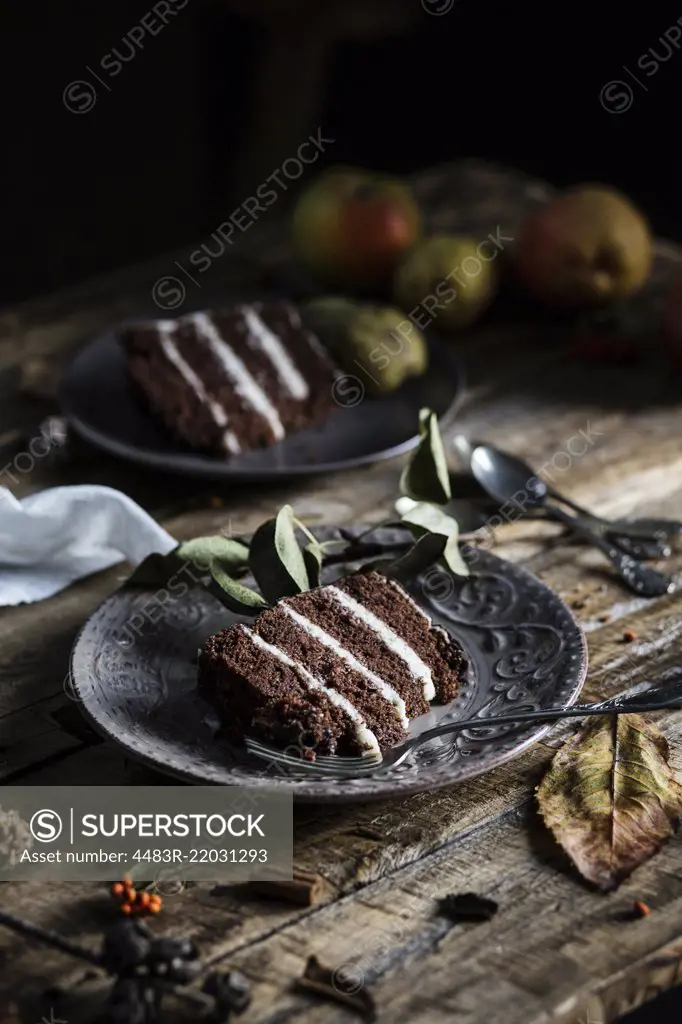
[398, 501, 459, 538]
[399, 408, 451, 505]
[290, 518, 324, 590]
[291, 517, 321, 549]
[125, 549, 183, 588]
[291, 517, 324, 589]
[248, 505, 310, 603]
[397, 500, 469, 578]
[443, 534, 470, 577]
[177, 535, 250, 574]
[318, 538, 350, 556]
[537, 714, 682, 891]
[381, 531, 447, 583]
[128, 536, 251, 591]
[302, 545, 322, 588]
[394, 496, 417, 517]
[208, 561, 269, 616]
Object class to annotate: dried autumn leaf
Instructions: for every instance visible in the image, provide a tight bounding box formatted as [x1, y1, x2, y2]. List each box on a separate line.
[537, 714, 682, 891]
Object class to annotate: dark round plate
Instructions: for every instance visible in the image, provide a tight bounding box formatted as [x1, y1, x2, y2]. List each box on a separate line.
[69, 527, 588, 803]
[60, 328, 464, 481]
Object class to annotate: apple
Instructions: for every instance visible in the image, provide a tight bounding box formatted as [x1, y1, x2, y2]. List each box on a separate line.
[292, 167, 421, 292]
[514, 186, 652, 311]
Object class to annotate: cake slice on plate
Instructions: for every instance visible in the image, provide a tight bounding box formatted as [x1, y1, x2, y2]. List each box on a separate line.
[199, 571, 467, 759]
[121, 300, 338, 456]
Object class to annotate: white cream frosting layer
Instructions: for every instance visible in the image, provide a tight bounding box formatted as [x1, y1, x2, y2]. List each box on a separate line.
[281, 604, 409, 728]
[327, 586, 436, 701]
[187, 312, 285, 441]
[242, 627, 379, 753]
[242, 307, 309, 400]
[157, 324, 241, 454]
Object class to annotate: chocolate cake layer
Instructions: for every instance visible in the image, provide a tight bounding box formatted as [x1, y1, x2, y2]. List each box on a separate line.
[121, 301, 338, 456]
[200, 624, 361, 757]
[255, 604, 409, 748]
[124, 325, 229, 452]
[278, 590, 430, 719]
[212, 302, 336, 432]
[198, 571, 468, 759]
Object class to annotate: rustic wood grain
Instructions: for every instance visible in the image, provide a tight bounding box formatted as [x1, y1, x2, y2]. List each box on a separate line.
[2, 160, 682, 1022]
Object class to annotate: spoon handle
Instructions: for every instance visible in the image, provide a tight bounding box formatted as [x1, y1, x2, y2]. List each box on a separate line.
[548, 488, 682, 542]
[610, 515, 682, 541]
[545, 506, 674, 597]
[553, 510, 672, 560]
[524, 509, 670, 558]
[603, 532, 672, 561]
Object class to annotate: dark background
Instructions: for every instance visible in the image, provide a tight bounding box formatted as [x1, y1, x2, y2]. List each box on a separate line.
[3, 0, 682, 308]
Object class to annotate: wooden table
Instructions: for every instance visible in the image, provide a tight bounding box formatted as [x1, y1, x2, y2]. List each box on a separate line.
[3, 161, 682, 1024]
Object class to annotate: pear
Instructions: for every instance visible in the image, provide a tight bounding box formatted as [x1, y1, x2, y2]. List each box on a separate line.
[393, 236, 497, 333]
[514, 186, 652, 310]
[303, 298, 428, 394]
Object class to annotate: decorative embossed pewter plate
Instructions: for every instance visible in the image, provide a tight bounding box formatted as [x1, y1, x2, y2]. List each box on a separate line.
[70, 527, 588, 802]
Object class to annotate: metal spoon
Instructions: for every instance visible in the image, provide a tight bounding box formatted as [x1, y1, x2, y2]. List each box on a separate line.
[470, 444, 674, 597]
[454, 436, 673, 559]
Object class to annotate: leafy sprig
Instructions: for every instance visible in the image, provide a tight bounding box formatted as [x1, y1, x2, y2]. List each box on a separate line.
[126, 408, 467, 613]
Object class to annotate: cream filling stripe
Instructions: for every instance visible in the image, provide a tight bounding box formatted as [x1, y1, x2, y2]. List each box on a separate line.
[242, 307, 309, 400]
[327, 586, 436, 701]
[281, 605, 409, 728]
[243, 627, 379, 753]
[157, 325, 241, 454]
[187, 312, 285, 441]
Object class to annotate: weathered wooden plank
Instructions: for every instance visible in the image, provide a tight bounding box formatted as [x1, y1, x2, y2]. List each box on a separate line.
[167, 720, 682, 1024]
[4, 703, 682, 1009]
[0, 699, 83, 780]
[22, 723, 682, 1024]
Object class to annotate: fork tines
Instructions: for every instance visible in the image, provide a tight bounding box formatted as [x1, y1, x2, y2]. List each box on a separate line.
[244, 736, 382, 775]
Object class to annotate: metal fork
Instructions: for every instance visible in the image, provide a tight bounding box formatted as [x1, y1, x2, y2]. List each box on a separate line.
[244, 677, 682, 777]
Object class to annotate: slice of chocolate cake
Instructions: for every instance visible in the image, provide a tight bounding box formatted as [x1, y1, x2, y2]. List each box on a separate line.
[199, 571, 467, 758]
[121, 300, 338, 456]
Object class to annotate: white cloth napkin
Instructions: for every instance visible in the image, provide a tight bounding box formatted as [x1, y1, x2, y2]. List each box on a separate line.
[0, 485, 177, 606]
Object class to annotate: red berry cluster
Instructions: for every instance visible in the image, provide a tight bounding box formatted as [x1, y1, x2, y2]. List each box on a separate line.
[110, 876, 163, 917]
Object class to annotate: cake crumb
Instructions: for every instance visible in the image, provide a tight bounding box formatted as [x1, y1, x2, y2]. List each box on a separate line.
[622, 629, 637, 643]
